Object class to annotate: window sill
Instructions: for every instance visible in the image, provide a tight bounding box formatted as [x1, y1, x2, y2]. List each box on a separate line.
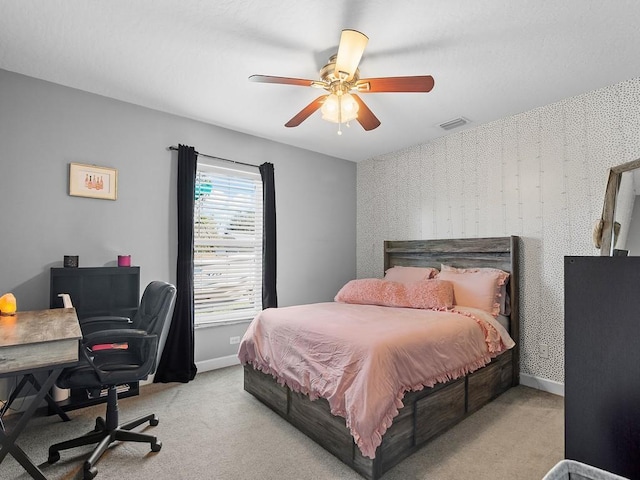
[194, 318, 253, 329]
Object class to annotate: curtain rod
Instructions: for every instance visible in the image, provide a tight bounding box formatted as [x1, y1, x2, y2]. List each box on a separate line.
[168, 145, 259, 169]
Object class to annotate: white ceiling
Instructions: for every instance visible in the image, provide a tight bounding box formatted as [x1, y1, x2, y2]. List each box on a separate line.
[2, 1, 640, 162]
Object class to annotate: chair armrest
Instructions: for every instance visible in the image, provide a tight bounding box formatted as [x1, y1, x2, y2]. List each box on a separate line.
[80, 330, 158, 385]
[83, 329, 152, 347]
[80, 316, 132, 335]
[81, 315, 131, 324]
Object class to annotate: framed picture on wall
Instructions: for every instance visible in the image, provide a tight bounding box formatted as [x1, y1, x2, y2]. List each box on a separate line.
[69, 163, 118, 200]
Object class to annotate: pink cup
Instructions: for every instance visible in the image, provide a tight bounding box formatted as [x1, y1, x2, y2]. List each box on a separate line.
[117, 255, 131, 267]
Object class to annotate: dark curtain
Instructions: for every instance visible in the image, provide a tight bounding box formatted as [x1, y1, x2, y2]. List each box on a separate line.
[155, 144, 198, 383]
[260, 162, 278, 309]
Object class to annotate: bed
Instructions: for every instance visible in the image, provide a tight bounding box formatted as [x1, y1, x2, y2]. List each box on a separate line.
[239, 236, 520, 479]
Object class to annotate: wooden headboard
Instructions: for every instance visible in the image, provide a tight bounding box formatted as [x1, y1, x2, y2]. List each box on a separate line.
[384, 236, 520, 385]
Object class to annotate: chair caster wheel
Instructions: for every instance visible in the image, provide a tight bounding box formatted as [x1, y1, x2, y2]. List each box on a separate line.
[151, 441, 162, 452]
[83, 466, 98, 480]
[48, 451, 60, 464]
[150, 416, 159, 427]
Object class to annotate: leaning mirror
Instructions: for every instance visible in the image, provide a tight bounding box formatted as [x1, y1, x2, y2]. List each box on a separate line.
[597, 158, 640, 256]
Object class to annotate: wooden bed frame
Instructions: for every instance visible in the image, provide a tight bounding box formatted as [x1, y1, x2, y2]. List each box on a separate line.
[243, 236, 520, 479]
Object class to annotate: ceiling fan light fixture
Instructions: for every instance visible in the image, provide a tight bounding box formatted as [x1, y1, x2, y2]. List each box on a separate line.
[250, 29, 432, 133]
[334, 29, 368, 81]
[321, 93, 359, 124]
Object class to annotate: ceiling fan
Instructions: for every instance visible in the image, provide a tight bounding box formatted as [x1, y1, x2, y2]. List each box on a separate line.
[249, 29, 435, 134]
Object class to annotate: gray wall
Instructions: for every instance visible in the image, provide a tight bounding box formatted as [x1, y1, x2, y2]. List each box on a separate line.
[0, 69, 356, 372]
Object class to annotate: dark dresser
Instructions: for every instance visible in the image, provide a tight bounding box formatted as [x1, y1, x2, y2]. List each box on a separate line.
[564, 256, 640, 479]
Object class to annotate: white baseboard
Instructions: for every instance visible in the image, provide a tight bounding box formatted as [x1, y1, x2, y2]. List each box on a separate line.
[196, 354, 240, 373]
[193, 361, 567, 397]
[3, 357, 240, 415]
[5, 365, 560, 417]
[1, 394, 39, 414]
[520, 373, 564, 397]
[194, 361, 567, 398]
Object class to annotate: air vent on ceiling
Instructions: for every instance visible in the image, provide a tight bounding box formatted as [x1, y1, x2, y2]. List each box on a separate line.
[439, 117, 469, 131]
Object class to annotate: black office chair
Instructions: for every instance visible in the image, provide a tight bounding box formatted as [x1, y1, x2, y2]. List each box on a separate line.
[48, 281, 177, 480]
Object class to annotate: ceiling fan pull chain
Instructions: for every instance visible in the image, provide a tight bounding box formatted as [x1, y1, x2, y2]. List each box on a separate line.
[337, 94, 343, 135]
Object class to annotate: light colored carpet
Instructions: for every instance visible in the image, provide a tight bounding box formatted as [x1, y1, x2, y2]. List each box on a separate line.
[2, 366, 564, 479]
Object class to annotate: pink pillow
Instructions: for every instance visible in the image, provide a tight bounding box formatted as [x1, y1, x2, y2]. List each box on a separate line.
[383, 266, 438, 283]
[335, 279, 453, 310]
[436, 265, 509, 316]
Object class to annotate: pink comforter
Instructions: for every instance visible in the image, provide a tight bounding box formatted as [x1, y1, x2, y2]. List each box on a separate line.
[238, 302, 514, 459]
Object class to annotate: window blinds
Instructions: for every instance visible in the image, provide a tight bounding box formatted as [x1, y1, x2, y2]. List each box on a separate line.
[194, 163, 263, 326]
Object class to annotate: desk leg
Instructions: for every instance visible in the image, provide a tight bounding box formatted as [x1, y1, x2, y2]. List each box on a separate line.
[0, 375, 30, 417]
[26, 374, 71, 422]
[0, 367, 64, 479]
[0, 374, 70, 422]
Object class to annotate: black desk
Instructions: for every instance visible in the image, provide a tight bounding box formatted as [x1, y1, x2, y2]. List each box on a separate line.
[0, 308, 81, 479]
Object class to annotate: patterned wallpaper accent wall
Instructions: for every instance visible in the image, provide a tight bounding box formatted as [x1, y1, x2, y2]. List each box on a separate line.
[357, 77, 640, 384]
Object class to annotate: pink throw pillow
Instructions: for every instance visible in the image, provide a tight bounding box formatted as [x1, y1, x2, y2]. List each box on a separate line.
[335, 279, 453, 310]
[383, 266, 438, 283]
[436, 265, 509, 316]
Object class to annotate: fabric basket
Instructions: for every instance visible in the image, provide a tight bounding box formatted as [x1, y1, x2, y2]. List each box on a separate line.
[542, 460, 629, 480]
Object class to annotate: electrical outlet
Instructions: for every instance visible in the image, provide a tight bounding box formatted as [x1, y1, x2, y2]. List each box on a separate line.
[229, 336, 241, 345]
[539, 343, 549, 359]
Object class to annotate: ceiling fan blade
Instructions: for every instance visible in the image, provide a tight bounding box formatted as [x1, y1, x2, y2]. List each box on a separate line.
[285, 95, 327, 127]
[249, 75, 315, 87]
[334, 29, 368, 81]
[352, 94, 381, 131]
[356, 75, 435, 93]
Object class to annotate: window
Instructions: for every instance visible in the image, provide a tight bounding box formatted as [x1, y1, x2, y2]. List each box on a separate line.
[194, 161, 263, 326]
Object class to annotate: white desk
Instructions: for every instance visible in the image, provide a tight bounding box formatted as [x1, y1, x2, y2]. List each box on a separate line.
[0, 308, 81, 479]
